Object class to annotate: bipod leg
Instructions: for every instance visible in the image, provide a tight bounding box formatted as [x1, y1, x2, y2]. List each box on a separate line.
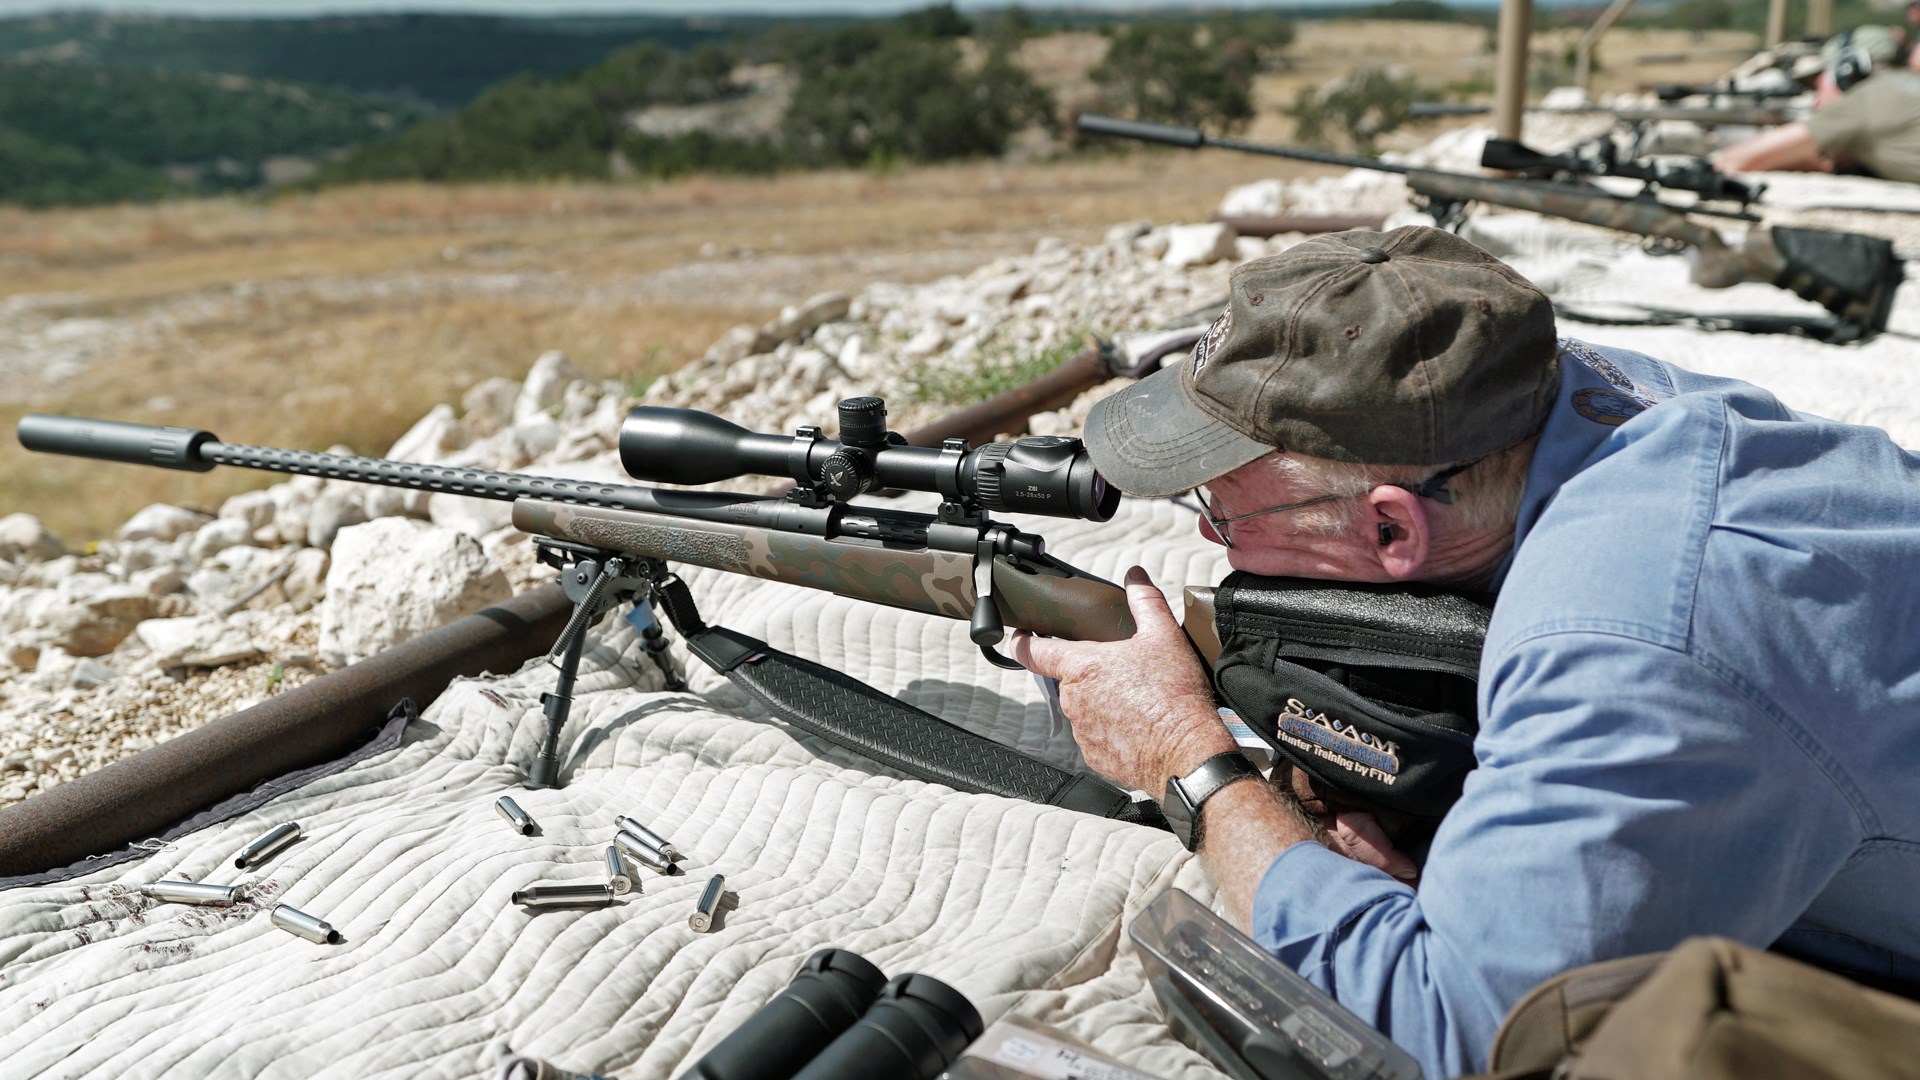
[524, 540, 665, 789]
[526, 618, 588, 789]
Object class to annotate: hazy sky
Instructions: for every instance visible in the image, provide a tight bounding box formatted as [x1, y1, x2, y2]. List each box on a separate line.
[0, 0, 1353, 14]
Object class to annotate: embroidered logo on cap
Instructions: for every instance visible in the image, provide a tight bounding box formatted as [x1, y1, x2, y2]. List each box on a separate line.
[1273, 697, 1402, 785]
[1192, 308, 1232, 377]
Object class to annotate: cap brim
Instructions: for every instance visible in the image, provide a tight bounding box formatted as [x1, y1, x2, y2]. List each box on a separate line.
[1084, 363, 1273, 498]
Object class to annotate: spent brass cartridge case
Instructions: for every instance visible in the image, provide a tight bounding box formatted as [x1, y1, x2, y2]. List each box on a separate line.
[690, 874, 725, 933]
[605, 846, 632, 895]
[613, 814, 679, 860]
[233, 822, 301, 869]
[512, 883, 617, 909]
[142, 880, 244, 906]
[271, 904, 343, 944]
[496, 796, 535, 835]
[614, 829, 680, 875]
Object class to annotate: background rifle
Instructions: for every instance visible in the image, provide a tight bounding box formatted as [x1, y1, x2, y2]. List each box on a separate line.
[1408, 102, 1795, 127]
[1077, 113, 1902, 342]
[16, 402, 1174, 810]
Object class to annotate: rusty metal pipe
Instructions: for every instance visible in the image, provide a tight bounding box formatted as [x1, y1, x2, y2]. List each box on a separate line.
[1208, 214, 1385, 237]
[0, 582, 571, 878]
[900, 347, 1109, 448]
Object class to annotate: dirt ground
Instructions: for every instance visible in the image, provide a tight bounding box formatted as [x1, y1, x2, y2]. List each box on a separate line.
[0, 21, 1760, 542]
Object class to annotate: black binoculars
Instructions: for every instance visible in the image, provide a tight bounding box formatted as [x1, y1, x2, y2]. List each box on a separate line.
[677, 947, 983, 1080]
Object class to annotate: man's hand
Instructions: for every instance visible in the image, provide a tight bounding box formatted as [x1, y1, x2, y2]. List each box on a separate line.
[1010, 565, 1233, 795]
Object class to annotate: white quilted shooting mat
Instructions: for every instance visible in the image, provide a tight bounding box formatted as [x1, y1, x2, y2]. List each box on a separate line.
[0, 498, 1237, 1080]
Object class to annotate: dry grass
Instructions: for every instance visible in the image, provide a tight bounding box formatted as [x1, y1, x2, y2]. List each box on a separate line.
[0, 21, 1760, 542]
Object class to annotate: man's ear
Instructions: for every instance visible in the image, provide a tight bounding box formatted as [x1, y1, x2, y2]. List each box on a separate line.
[1366, 485, 1429, 580]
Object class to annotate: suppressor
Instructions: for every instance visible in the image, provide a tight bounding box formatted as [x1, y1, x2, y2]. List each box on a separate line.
[690, 874, 725, 933]
[614, 814, 679, 860]
[234, 822, 301, 868]
[605, 846, 632, 895]
[614, 829, 679, 875]
[142, 880, 244, 906]
[271, 904, 343, 944]
[513, 883, 617, 909]
[496, 796, 536, 835]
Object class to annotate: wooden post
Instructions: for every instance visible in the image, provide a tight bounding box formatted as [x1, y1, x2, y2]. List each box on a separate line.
[1807, 0, 1833, 39]
[1574, 0, 1639, 97]
[1495, 0, 1535, 140]
[1766, 0, 1790, 47]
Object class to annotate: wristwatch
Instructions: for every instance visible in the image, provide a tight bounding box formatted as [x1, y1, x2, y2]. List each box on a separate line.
[1162, 750, 1262, 852]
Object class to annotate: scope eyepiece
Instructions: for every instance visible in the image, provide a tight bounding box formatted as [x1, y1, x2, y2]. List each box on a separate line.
[619, 399, 1120, 522]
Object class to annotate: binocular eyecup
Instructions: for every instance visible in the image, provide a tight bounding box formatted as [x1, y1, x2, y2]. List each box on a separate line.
[677, 947, 982, 1080]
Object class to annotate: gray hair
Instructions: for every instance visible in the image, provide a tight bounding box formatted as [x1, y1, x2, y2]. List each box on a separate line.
[1265, 435, 1537, 536]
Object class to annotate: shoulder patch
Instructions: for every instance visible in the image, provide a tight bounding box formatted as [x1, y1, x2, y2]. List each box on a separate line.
[1573, 387, 1647, 426]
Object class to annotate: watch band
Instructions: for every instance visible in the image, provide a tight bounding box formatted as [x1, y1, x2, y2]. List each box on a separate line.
[1164, 750, 1262, 852]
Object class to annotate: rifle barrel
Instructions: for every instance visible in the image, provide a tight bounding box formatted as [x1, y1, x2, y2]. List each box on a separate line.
[17, 413, 778, 521]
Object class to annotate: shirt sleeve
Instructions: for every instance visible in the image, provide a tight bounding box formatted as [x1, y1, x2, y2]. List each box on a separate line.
[1807, 80, 1882, 157]
[1250, 629, 1859, 1079]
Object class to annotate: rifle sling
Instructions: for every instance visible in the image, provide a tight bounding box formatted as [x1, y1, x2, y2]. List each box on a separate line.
[651, 576, 1167, 831]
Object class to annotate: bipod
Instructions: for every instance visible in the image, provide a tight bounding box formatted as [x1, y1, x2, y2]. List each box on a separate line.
[523, 538, 679, 789]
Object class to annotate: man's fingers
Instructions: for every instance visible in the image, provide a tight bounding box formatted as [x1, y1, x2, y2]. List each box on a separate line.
[1009, 629, 1063, 677]
[1121, 565, 1179, 635]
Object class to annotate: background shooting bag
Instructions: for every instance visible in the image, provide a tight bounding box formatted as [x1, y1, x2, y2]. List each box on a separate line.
[1208, 572, 1493, 824]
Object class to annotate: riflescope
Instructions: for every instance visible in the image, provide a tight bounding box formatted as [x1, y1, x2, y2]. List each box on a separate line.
[620, 396, 1119, 522]
[675, 948, 889, 1080]
[788, 971, 984, 1080]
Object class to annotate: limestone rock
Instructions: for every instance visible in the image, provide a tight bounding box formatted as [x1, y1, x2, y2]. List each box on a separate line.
[387, 403, 466, 464]
[189, 517, 254, 561]
[218, 489, 277, 533]
[136, 614, 264, 669]
[1162, 222, 1239, 268]
[306, 488, 370, 550]
[118, 504, 211, 544]
[282, 547, 330, 612]
[514, 350, 592, 426]
[0, 514, 65, 563]
[1218, 179, 1287, 219]
[461, 377, 522, 434]
[319, 518, 511, 666]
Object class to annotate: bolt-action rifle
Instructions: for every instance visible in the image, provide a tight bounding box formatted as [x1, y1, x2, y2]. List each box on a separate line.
[16, 401, 1171, 826]
[1077, 113, 1904, 342]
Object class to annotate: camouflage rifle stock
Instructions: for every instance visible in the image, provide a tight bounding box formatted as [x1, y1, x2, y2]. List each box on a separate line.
[1078, 113, 1903, 342]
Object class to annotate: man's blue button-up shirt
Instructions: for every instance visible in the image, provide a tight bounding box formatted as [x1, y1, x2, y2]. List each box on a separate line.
[1250, 339, 1920, 1078]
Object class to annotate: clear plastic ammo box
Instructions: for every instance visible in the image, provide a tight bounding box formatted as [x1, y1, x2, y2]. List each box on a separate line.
[1129, 889, 1424, 1080]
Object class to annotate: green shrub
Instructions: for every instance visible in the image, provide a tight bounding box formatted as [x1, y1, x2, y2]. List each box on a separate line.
[1286, 68, 1422, 155]
[1089, 21, 1255, 133]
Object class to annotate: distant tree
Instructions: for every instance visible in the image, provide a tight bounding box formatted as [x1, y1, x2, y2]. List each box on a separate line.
[0, 124, 169, 207]
[782, 35, 1051, 167]
[1090, 21, 1255, 133]
[1286, 67, 1421, 155]
[1205, 12, 1295, 72]
[894, 4, 972, 40]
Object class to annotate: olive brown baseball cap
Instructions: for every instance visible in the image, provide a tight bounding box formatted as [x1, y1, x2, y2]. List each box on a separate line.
[1084, 225, 1559, 498]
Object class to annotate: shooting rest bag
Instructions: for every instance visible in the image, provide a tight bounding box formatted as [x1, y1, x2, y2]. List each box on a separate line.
[1209, 572, 1491, 824]
[1467, 936, 1920, 1080]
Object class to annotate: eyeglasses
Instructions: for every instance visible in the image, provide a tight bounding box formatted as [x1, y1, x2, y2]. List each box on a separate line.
[1195, 486, 1361, 549]
[1193, 457, 1484, 550]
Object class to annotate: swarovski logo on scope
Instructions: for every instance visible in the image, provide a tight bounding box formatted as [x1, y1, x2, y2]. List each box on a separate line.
[618, 397, 1119, 522]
